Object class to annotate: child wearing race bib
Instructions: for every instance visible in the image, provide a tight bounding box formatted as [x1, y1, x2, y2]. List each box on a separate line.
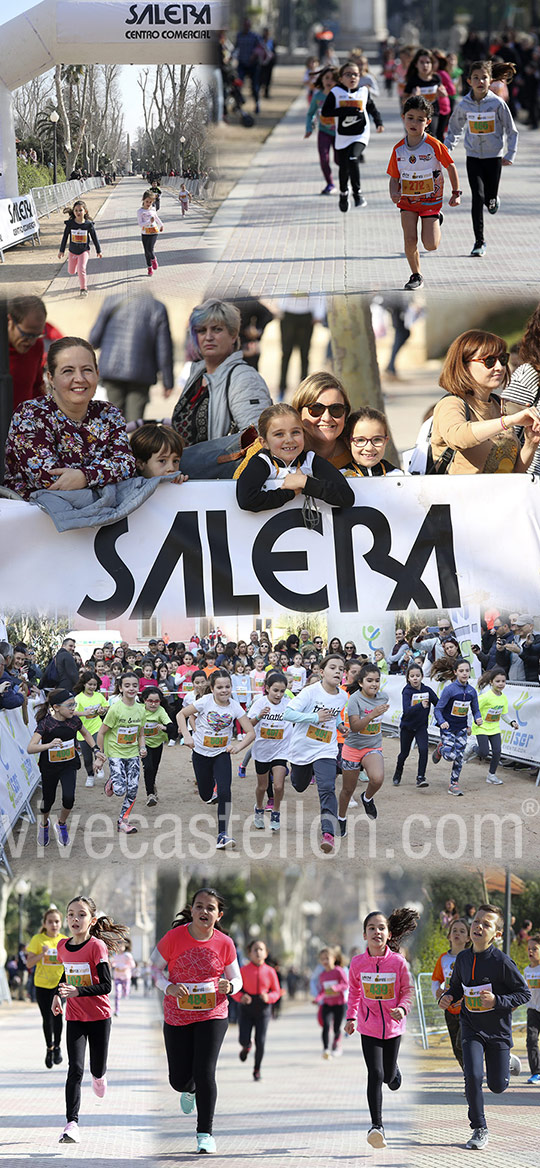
[140, 687, 177, 807]
[524, 934, 540, 1084]
[314, 946, 348, 1058]
[433, 660, 482, 796]
[28, 688, 105, 849]
[110, 941, 136, 1016]
[284, 654, 348, 854]
[231, 660, 251, 710]
[178, 182, 192, 215]
[402, 47, 455, 140]
[57, 200, 102, 296]
[387, 95, 461, 291]
[286, 652, 307, 694]
[177, 669, 255, 850]
[25, 906, 68, 1068]
[249, 656, 268, 699]
[392, 663, 438, 788]
[304, 66, 338, 195]
[248, 671, 292, 833]
[233, 939, 282, 1079]
[96, 672, 147, 835]
[175, 651, 197, 700]
[151, 887, 242, 1155]
[345, 908, 418, 1149]
[338, 663, 390, 832]
[137, 191, 164, 276]
[445, 59, 518, 258]
[320, 60, 385, 213]
[439, 904, 530, 1150]
[431, 917, 471, 1071]
[74, 671, 109, 788]
[53, 895, 129, 1145]
[463, 668, 518, 784]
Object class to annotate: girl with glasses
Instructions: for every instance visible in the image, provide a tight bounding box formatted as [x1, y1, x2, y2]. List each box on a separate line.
[430, 329, 540, 474]
[321, 60, 385, 212]
[342, 408, 401, 476]
[140, 686, 177, 807]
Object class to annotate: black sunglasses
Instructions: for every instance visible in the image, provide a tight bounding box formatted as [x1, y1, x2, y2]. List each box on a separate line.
[472, 353, 509, 369]
[306, 401, 348, 419]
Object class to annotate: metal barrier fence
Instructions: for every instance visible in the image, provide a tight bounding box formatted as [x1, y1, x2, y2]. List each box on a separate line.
[163, 176, 213, 202]
[415, 971, 529, 1050]
[30, 175, 106, 219]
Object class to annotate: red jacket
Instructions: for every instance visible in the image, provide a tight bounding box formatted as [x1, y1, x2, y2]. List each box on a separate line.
[232, 961, 281, 1004]
[9, 340, 45, 410]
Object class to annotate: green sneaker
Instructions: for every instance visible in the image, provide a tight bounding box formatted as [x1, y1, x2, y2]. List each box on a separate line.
[180, 1091, 196, 1115]
[197, 1132, 216, 1154]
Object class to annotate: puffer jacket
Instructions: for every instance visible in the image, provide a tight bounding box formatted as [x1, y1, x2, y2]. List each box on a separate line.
[172, 350, 272, 441]
[347, 946, 413, 1039]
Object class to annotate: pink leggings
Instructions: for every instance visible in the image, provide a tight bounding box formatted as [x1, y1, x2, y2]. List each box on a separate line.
[68, 251, 89, 289]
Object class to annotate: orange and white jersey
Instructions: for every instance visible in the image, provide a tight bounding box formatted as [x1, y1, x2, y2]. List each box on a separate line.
[387, 133, 454, 209]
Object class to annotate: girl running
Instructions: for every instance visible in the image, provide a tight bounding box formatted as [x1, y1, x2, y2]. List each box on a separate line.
[177, 669, 255, 849]
[74, 672, 108, 788]
[431, 917, 470, 1072]
[524, 934, 540, 1084]
[178, 182, 192, 215]
[345, 908, 418, 1148]
[96, 671, 146, 834]
[137, 191, 164, 276]
[110, 941, 136, 1016]
[249, 671, 292, 833]
[28, 689, 105, 849]
[338, 663, 390, 832]
[140, 686, 177, 807]
[286, 653, 307, 694]
[54, 895, 129, 1144]
[432, 659, 482, 796]
[284, 654, 347, 854]
[403, 48, 454, 140]
[391, 663, 438, 788]
[314, 946, 348, 1058]
[151, 887, 242, 1155]
[321, 60, 385, 212]
[25, 906, 67, 1067]
[342, 407, 401, 476]
[463, 668, 518, 784]
[57, 200, 102, 297]
[233, 939, 281, 1079]
[304, 66, 338, 195]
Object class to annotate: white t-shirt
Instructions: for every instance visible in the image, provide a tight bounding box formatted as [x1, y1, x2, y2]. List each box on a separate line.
[286, 665, 307, 694]
[192, 693, 245, 757]
[248, 694, 292, 763]
[287, 681, 342, 764]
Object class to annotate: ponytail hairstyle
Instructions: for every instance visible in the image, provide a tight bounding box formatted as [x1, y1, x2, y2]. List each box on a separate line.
[190, 669, 210, 694]
[363, 907, 420, 953]
[63, 199, 90, 220]
[35, 688, 75, 723]
[348, 660, 381, 696]
[170, 887, 228, 934]
[73, 670, 101, 695]
[42, 904, 62, 929]
[264, 670, 288, 691]
[115, 670, 142, 697]
[447, 916, 471, 945]
[333, 945, 345, 966]
[478, 666, 507, 692]
[209, 668, 232, 690]
[66, 896, 129, 952]
[320, 653, 346, 673]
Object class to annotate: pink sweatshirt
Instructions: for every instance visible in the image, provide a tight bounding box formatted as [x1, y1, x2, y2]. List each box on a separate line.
[347, 946, 413, 1039]
[316, 965, 348, 1005]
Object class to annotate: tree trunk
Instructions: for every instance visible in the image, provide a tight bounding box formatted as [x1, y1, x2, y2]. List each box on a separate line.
[327, 297, 399, 465]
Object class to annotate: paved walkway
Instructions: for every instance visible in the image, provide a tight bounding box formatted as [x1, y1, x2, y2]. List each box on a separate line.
[201, 90, 540, 298]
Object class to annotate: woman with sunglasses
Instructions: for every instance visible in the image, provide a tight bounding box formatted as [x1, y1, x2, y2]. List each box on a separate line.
[430, 330, 540, 475]
[291, 372, 352, 468]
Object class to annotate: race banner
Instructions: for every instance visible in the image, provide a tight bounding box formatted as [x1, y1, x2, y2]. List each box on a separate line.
[1, 475, 539, 620]
[57, 0, 227, 42]
[0, 705, 40, 846]
[0, 193, 39, 254]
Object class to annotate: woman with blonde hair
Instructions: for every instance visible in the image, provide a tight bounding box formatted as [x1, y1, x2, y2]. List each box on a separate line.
[291, 371, 352, 467]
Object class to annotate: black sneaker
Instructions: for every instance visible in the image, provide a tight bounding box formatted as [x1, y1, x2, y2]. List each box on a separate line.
[338, 817, 347, 837]
[466, 1127, 489, 1150]
[392, 772, 402, 786]
[361, 792, 377, 820]
[416, 777, 429, 788]
[353, 192, 367, 207]
[403, 273, 424, 291]
[388, 1067, 402, 1091]
[339, 193, 349, 212]
[45, 1049, 54, 1069]
[487, 197, 500, 214]
[53, 1047, 63, 1065]
[432, 743, 442, 764]
[239, 1046, 251, 1062]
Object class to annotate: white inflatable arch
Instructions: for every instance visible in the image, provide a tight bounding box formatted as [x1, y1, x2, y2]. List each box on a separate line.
[0, 0, 224, 197]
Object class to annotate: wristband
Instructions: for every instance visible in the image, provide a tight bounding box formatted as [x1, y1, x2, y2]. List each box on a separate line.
[500, 414, 508, 431]
[451, 189, 462, 195]
[92, 745, 100, 753]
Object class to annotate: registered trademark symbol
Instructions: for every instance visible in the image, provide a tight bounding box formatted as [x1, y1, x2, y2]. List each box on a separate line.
[521, 799, 540, 817]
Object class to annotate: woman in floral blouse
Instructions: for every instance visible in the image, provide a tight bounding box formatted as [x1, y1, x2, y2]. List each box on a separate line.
[4, 337, 136, 499]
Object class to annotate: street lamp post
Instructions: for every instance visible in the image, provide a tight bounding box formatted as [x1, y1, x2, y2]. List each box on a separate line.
[180, 134, 186, 177]
[49, 110, 60, 184]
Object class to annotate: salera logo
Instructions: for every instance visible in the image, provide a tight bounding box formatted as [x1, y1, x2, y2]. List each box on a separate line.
[126, 3, 212, 24]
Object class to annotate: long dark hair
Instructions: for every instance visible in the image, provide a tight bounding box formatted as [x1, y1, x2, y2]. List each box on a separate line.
[348, 661, 381, 696]
[73, 670, 101, 695]
[170, 887, 228, 934]
[66, 895, 129, 952]
[35, 688, 74, 723]
[363, 907, 420, 953]
[478, 666, 507, 691]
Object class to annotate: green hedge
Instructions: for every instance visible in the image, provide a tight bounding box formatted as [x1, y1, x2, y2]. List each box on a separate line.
[17, 158, 66, 195]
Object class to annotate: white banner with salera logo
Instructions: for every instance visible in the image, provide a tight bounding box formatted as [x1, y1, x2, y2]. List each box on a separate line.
[0, 193, 39, 252]
[0, 706, 40, 846]
[0, 475, 539, 620]
[57, 0, 227, 41]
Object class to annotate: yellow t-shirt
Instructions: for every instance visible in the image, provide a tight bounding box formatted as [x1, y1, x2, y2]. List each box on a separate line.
[26, 931, 68, 989]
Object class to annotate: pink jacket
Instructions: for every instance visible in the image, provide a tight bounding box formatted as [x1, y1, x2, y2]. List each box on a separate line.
[316, 965, 348, 1005]
[347, 946, 413, 1039]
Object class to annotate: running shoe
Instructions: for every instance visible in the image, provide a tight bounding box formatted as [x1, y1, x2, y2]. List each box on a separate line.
[361, 792, 378, 820]
[180, 1090, 196, 1114]
[465, 1128, 488, 1150]
[321, 184, 335, 195]
[416, 777, 429, 788]
[104, 777, 114, 796]
[239, 1046, 251, 1062]
[152, 257, 158, 270]
[338, 817, 347, 838]
[253, 807, 265, 830]
[79, 289, 88, 297]
[117, 819, 138, 834]
[38, 820, 50, 848]
[322, 1049, 331, 1059]
[332, 1036, 342, 1056]
[487, 197, 500, 214]
[367, 1126, 386, 1148]
[45, 1048, 54, 1068]
[392, 771, 402, 786]
[55, 821, 69, 847]
[448, 782, 464, 796]
[168, 739, 176, 747]
[237, 765, 246, 778]
[265, 798, 274, 812]
[253, 1068, 261, 1080]
[85, 776, 95, 788]
[146, 793, 158, 806]
[92, 1075, 107, 1098]
[147, 266, 153, 276]
[388, 1067, 402, 1091]
[403, 273, 424, 290]
[349, 796, 358, 807]
[320, 832, 335, 853]
[510, 1053, 521, 1075]
[486, 774, 503, 784]
[353, 192, 367, 207]
[216, 833, 236, 849]
[59, 1122, 80, 1144]
[53, 1047, 63, 1065]
[94, 767, 104, 779]
[432, 743, 442, 764]
[270, 811, 280, 832]
[196, 1133, 216, 1154]
[527, 1073, 540, 1084]
[339, 193, 349, 212]
[470, 243, 487, 257]
[206, 787, 218, 805]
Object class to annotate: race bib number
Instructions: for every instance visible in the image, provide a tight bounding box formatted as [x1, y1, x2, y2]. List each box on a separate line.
[203, 734, 228, 748]
[260, 726, 284, 740]
[182, 681, 194, 692]
[43, 947, 59, 965]
[177, 981, 216, 1010]
[48, 739, 75, 763]
[142, 225, 158, 234]
[463, 983, 493, 1011]
[419, 84, 438, 101]
[117, 725, 138, 746]
[71, 230, 87, 243]
[64, 961, 93, 988]
[144, 722, 161, 739]
[450, 701, 469, 718]
[307, 724, 332, 743]
[400, 168, 435, 196]
[364, 719, 381, 735]
[324, 981, 340, 997]
[360, 972, 397, 1001]
[411, 693, 429, 705]
[527, 972, 540, 988]
[484, 708, 501, 724]
[467, 112, 495, 134]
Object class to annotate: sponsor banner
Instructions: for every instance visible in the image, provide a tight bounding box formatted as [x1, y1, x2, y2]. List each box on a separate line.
[57, 1, 226, 42]
[0, 194, 39, 252]
[1, 476, 540, 619]
[0, 704, 40, 845]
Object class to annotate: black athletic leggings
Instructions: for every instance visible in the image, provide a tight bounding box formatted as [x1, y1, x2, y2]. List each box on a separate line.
[476, 732, 501, 775]
[35, 984, 63, 1048]
[141, 233, 158, 265]
[40, 766, 77, 815]
[321, 1003, 344, 1050]
[395, 725, 428, 780]
[462, 1034, 509, 1129]
[336, 141, 365, 195]
[192, 751, 232, 837]
[238, 999, 271, 1070]
[143, 743, 163, 794]
[445, 1009, 463, 1068]
[66, 1018, 111, 1122]
[466, 156, 503, 245]
[361, 1034, 401, 1127]
[163, 1018, 228, 1134]
[527, 1007, 540, 1075]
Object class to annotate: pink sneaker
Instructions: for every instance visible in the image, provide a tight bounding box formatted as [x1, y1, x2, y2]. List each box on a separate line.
[320, 832, 335, 854]
[117, 819, 138, 834]
[92, 1075, 107, 1098]
[147, 266, 153, 276]
[152, 257, 158, 270]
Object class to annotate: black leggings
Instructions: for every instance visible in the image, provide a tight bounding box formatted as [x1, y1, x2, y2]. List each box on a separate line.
[476, 732, 501, 775]
[321, 1003, 344, 1050]
[361, 1034, 401, 1127]
[238, 1000, 271, 1070]
[462, 1034, 509, 1129]
[66, 1018, 111, 1122]
[466, 156, 503, 245]
[445, 1009, 463, 1069]
[192, 750, 232, 837]
[336, 141, 365, 195]
[143, 743, 163, 794]
[163, 1018, 228, 1134]
[40, 766, 77, 815]
[395, 725, 428, 780]
[141, 233, 158, 265]
[527, 1007, 540, 1075]
[35, 984, 63, 1048]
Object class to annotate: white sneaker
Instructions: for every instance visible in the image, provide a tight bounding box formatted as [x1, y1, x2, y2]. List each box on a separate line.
[59, 1121, 80, 1143]
[168, 740, 176, 747]
[85, 776, 95, 787]
[510, 1053, 521, 1076]
[486, 774, 503, 784]
[94, 767, 104, 779]
[349, 797, 358, 807]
